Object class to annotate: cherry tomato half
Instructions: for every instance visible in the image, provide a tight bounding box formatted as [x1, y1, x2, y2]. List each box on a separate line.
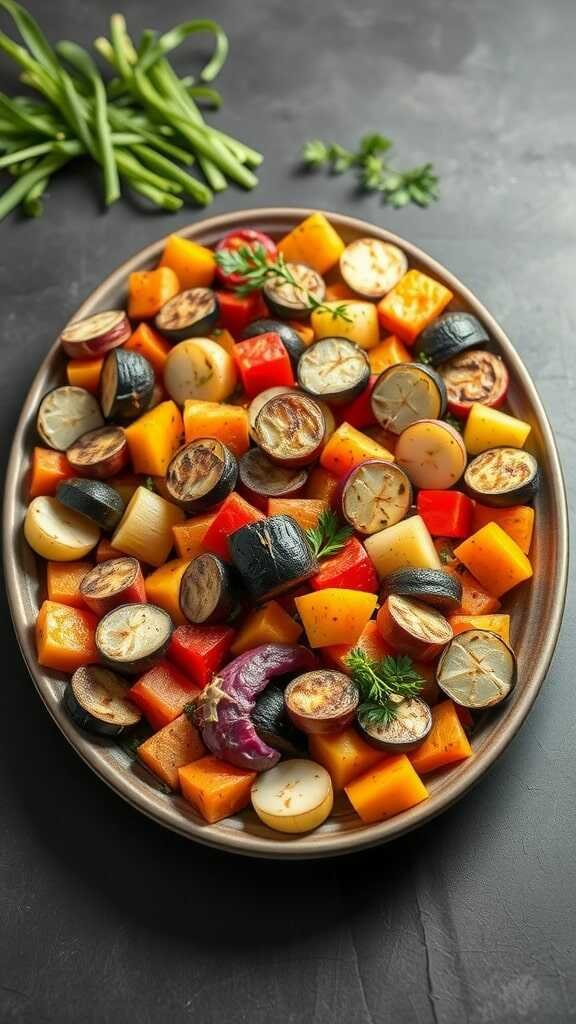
[215, 229, 277, 289]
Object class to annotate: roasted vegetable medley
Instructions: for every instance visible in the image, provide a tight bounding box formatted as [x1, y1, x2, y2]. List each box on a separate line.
[24, 212, 537, 833]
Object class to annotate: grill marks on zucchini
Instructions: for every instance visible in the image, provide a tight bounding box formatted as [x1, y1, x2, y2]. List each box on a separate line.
[340, 460, 412, 535]
[66, 425, 128, 479]
[437, 628, 517, 708]
[464, 447, 539, 506]
[254, 392, 325, 467]
[155, 288, 219, 342]
[179, 553, 237, 624]
[166, 438, 238, 513]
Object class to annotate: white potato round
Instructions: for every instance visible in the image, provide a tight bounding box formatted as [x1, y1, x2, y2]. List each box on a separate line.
[395, 419, 467, 489]
[164, 337, 237, 405]
[251, 759, 334, 834]
[340, 238, 408, 298]
[24, 496, 100, 560]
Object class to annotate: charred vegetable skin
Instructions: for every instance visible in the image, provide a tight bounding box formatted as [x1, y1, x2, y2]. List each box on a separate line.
[415, 312, 490, 366]
[95, 603, 173, 675]
[464, 448, 539, 506]
[192, 643, 317, 770]
[230, 515, 318, 599]
[254, 393, 325, 468]
[155, 288, 219, 342]
[251, 685, 306, 756]
[165, 439, 238, 513]
[380, 568, 463, 610]
[370, 363, 447, 434]
[284, 669, 359, 734]
[65, 665, 141, 736]
[179, 553, 238, 625]
[56, 478, 124, 532]
[66, 426, 128, 479]
[100, 349, 155, 422]
[240, 319, 305, 367]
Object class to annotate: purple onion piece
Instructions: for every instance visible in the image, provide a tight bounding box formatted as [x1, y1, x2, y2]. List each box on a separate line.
[193, 644, 317, 771]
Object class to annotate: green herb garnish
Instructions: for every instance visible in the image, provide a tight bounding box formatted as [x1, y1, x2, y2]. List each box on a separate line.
[302, 132, 439, 209]
[214, 243, 352, 323]
[305, 508, 353, 560]
[346, 648, 424, 726]
[444, 412, 463, 433]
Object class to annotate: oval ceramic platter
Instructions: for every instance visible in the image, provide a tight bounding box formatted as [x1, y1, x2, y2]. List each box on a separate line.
[3, 209, 569, 858]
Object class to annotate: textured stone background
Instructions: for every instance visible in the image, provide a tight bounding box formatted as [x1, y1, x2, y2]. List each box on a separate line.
[1, 1, 574, 1021]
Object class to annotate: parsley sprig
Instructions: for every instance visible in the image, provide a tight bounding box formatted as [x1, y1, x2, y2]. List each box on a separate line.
[306, 509, 353, 560]
[346, 648, 424, 727]
[214, 243, 352, 322]
[302, 133, 439, 209]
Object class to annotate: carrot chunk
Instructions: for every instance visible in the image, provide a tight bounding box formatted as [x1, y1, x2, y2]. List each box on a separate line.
[345, 754, 429, 823]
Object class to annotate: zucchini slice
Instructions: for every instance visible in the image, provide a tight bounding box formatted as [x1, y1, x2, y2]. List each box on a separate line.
[252, 685, 307, 756]
[437, 628, 517, 708]
[415, 312, 490, 366]
[179, 552, 237, 625]
[263, 262, 325, 320]
[340, 238, 408, 298]
[370, 363, 447, 434]
[358, 696, 432, 752]
[339, 459, 412, 535]
[254, 392, 325, 467]
[239, 448, 308, 501]
[464, 447, 539, 507]
[56, 478, 125, 532]
[297, 337, 370, 405]
[284, 669, 359, 734]
[24, 495, 100, 560]
[37, 386, 104, 452]
[155, 287, 219, 342]
[380, 567, 462, 610]
[251, 759, 333, 833]
[95, 603, 173, 675]
[79, 556, 145, 616]
[65, 665, 141, 736]
[247, 385, 294, 440]
[241, 318, 305, 366]
[60, 310, 131, 359]
[165, 438, 238, 513]
[230, 514, 318, 599]
[66, 425, 128, 479]
[394, 419, 467, 489]
[440, 350, 509, 418]
[100, 348, 155, 422]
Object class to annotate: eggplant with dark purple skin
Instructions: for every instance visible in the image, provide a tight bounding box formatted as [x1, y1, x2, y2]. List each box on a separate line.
[297, 338, 370, 405]
[464, 447, 540, 507]
[155, 288, 219, 342]
[66, 425, 128, 479]
[191, 643, 317, 771]
[252, 684, 307, 756]
[165, 438, 238, 513]
[65, 665, 141, 736]
[415, 312, 490, 366]
[100, 348, 155, 422]
[230, 515, 318, 600]
[56, 477, 125, 532]
[179, 552, 238, 625]
[95, 603, 173, 675]
[240, 318, 305, 366]
[60, 310, 131, 359]
[380, 568, 462, 611]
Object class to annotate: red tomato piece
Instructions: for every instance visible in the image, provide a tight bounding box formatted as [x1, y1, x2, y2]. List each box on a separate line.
[416, 490, 474, 538]
[311, 537, 379, 593]
[233, 332, 295, 398]
[201, 492, 265, 561]
[215, 229, 277, 289]
[216, 290, 266, 338]
[129, 660, 201, 731]
[168, 624, 236, 689]
[337, 376, 378, 430]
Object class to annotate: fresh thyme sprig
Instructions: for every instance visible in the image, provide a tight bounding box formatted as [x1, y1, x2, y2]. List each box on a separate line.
[302, 133, 439, 209]
[346, 648, 424, 727]
[306, 508, 353, 560]
[214, 243, 352, 322]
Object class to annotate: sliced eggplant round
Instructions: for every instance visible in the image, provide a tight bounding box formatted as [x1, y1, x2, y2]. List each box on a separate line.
[464, 447, 540, 507]
[340, 238, 408, 298]
[56, 478, 125, 532]
[338, 460, 412, 535]
[380, 568, 462, 610]
[66, 425, 128, 479]
[440, 350, 509, 418]
[95, 602, 173, 675]
[415, 312, 490, 366]
[394, 419, 467, 489]
[230, 514, 318, 599]
[376, 593, 453, 662]
[179, 553, 237, 625]
[284, 670, 359, 735]
[437, 628, 517, 708]
[65, 665, 141, 736]
[79, 556, 145, 616]
[165, 438, 237, 513]
[248, 385, 294, 440]
[358, 696, 432, 752]
[155, 287, 219, 342]
[60, 310, 131, 359]
[371, 363, 447, 435]
[240, 318, 305, 366]
[252, 684, 307, 756]
[100, 348, 155, 422]
[297, 337, 370, 405]
[37, 386, 104, 451]
[254, 392, 325, 468]
[239, 448, 308, 502]
[263, 262, 325, 320]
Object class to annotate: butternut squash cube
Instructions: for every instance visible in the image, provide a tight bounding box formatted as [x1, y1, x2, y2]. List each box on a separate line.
[453, 522, 532, 597]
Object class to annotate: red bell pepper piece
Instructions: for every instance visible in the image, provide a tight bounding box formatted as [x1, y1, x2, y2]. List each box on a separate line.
[129, 660, 201, 731]
[323, 620, 392, 673]
[337, 376, 378, 429]
[417, 490, 473, 538]
[216, 290, 266, 337]
[311, 537, 379, 593]
[233, 332, 295, 398]
[201, 492, 264, 560]
[168, 624, 235, 689]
